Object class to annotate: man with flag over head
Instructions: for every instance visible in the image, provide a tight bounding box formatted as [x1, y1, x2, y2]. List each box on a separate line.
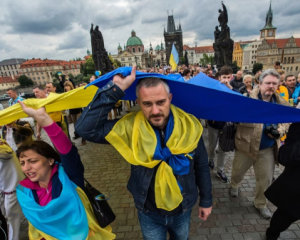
[76, 66, 212, 239]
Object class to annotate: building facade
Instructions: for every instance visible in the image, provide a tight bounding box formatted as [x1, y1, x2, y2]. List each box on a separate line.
[0, 58, 26, 78]
[19, 59, 85, 85]
[183, 45, 214, 65]
[149, 42, 167, 67]
[164, 14, 183, 64]
[112, 30, 146, 68]
[257, 37, 300, 76]
[241, 40, 262, 72]
[256, 2, 300, 76]
[0, 76, 20, 90]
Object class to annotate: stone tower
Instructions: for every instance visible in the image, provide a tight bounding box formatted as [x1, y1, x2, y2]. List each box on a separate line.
[164, 13, 183, 65]
[260, 3, 276, 40]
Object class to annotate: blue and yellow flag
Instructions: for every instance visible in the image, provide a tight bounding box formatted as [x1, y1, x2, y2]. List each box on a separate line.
[169, 43, 179, 71]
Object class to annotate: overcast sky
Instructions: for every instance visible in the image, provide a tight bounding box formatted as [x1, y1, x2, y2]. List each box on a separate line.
[0, 0, 299, 62]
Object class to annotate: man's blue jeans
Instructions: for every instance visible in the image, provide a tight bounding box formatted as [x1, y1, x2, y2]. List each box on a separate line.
[138, 209, 192, 240]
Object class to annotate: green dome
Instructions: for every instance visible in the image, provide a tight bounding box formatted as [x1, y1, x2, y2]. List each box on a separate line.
[118, 44, 122, 49]
[126, 30, 143, 46]
[155, 45, 161, 50]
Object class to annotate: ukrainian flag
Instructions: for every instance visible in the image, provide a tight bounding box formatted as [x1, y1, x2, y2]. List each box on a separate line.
[169, 43, 179, 70]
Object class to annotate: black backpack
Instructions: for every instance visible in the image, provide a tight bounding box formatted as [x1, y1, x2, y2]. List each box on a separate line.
[219, 122, 237, 152]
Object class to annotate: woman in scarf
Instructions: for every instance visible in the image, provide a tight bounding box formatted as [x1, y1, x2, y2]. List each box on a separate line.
[16, 101, 115, 240]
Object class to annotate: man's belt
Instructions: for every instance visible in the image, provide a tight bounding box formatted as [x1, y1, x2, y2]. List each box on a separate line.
[1, 190, 16, 195]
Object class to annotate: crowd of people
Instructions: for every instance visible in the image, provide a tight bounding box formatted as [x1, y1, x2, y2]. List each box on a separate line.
[0, 62, 299, 240]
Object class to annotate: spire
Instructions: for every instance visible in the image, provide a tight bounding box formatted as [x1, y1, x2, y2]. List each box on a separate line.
[179, 21, 182, 31]
[262, 1, 276, 29]
[166, 11, 176, 33]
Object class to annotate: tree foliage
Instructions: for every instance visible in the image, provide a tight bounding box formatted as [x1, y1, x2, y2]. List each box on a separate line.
[179, 57, 185, 65]
[18, 75, 34, 87]
[199, 53, 215, 67]
[232, 61, 241, 71]
[52, 78, 63, 93]
[68, 73, 74, 80]
[252, 63, 263, 74]
[81, 56, 95, 76]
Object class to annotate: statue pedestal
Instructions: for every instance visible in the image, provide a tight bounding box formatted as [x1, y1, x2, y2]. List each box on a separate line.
[213, 38, 237, 74]
[216, 63, 237, 74]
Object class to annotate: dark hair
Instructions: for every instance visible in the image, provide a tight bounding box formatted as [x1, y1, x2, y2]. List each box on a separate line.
[136, 77, 170, 98]
[46, 82, 56, 87]
[219, 65, 233, 76]
[214, 72, 221, 80]
[17, 140, 61, 163]
[275, 61, 281, 66]
[6, 88, 16, 92]
[285, 74, 295, 81]
[33, 85, 44, 91]
[183, 69, 190, 76]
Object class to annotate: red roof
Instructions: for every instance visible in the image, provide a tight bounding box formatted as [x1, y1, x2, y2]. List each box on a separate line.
[266, 38, 300, 48]
[183, 45, 214, 53]
[0, 76, 19, 83]
[20, 58, 85, 69]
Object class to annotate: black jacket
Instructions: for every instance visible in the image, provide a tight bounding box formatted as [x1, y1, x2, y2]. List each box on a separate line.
[265, 122, 300, 218]
[239, 85, 252, 96]
[230, 77, 244, 91]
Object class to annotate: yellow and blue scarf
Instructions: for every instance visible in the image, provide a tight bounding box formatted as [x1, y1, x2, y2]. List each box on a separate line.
[105, 104, 202, 211]
[16, 165, 115, 240]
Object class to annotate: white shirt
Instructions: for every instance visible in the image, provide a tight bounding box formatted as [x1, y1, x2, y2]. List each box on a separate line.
[0, 103, 3, 110]
[5, 127, 18, 152]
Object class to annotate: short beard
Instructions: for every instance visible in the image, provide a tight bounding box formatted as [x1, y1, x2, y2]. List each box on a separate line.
[148, 115, 169, 129]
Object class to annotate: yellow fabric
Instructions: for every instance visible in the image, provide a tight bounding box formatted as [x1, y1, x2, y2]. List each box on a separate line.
[169, 54, 177, 71]
[276, 86, 289, 102]
[48, 111, 63, 123]
[105, 105, 203, 211]
[276, 86, 288, 141]
[28, 187, 116, 240]
[0, 85, 98, 125]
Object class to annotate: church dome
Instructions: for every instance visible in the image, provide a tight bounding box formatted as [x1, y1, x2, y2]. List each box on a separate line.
[118, 43, 122, 49]
[126, 30, 143, 46]
[155, 45, 161, 50]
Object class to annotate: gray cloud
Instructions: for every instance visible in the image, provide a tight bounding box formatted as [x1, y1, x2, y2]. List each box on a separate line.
[0, 0, 299, 61]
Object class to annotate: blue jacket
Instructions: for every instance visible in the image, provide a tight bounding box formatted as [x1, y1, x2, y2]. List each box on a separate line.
[75, 81, 213, 212]
[292, 84, 300, 104]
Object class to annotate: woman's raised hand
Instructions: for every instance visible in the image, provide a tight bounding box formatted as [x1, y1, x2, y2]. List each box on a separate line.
[18, 101, 54, 127]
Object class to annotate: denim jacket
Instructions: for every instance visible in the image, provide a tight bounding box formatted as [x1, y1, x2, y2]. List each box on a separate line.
[76, 81, 213, 212]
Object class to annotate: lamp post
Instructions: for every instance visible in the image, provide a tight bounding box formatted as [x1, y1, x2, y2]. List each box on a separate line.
[135, 56, 138, 67]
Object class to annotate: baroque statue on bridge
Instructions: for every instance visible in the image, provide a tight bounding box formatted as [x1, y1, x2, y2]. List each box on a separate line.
[90, 24, 113, 75]
[213, 2, 236, 72]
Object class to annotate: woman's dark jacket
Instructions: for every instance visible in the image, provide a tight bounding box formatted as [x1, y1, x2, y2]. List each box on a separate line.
[265, 122, 300, 218]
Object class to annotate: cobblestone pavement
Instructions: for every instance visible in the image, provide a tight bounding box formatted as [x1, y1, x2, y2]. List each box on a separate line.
[19, 123, 300, 240]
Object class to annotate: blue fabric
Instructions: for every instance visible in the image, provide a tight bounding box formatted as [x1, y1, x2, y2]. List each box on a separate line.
[138, 208, 191, 240]
[152, 111, 189, 191]
[259, 124, 277, 150]
[16, 165, 89, 240]
[86, 67, 300, 124]
[152, 111, 190, 176]
[292, 85, 300, 103]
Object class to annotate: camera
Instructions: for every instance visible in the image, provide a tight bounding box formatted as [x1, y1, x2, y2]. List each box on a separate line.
[264, 124, 280, 139]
